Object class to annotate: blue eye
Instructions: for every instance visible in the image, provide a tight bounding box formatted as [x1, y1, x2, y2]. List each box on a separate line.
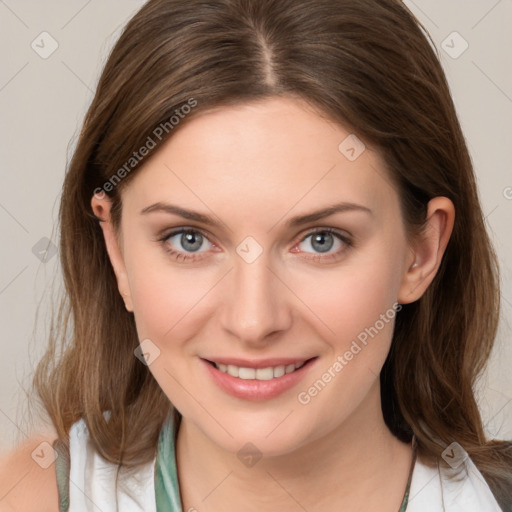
[160, 229, 213, 262]
[294, 228, 352, 261]
[158, 227, 352, 263]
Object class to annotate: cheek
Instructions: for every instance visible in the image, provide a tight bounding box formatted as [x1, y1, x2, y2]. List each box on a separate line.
[129, 263, 214, 344]
[294, 239, 404, 349]
[291, 251, 403, 433]
[123, 233, 226, 366]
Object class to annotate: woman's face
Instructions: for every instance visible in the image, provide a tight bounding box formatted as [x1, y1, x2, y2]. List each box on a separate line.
[97, 96, 422, 456]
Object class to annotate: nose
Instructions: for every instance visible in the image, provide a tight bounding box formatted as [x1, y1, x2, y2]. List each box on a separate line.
[219, 250, 293, 347]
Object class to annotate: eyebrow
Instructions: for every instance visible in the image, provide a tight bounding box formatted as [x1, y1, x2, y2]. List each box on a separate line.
[140, 201, 373, 228]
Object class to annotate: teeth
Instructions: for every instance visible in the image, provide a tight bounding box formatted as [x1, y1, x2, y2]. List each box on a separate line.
[255, 367, 273, 380]
[227, 365, 239, 377]
[273, 365, 285, 378]
[285, 364, 296, 374]
[239, 367, 256, 379]
[214, 361, 306, 380]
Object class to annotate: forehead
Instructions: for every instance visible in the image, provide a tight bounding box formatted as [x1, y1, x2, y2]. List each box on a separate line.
[121, 96, 399, 223]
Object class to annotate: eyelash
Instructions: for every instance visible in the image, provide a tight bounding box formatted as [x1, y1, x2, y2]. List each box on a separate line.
[157, 227, 353, 263]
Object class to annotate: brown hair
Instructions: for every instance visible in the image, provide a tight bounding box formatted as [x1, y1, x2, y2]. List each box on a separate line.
[31, 0, 512, 507]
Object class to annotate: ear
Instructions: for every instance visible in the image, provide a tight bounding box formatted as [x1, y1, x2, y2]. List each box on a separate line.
[91, 193, 133, 312]
[398, 196, 455, 304]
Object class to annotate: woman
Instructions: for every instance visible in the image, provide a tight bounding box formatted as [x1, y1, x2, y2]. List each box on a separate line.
[1, 0, 511, 510]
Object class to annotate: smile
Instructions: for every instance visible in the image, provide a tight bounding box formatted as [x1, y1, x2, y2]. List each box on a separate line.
[201, 357, 317, 401]
[212, 361, 305, 380]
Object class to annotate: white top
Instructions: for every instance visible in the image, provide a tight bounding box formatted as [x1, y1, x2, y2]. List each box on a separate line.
[406, 449, 504, 511]
[66, 418, 504, 511]
[68, 419, 156, 511]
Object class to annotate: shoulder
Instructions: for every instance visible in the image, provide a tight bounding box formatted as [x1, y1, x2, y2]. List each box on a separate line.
[0, 433, 60, 512]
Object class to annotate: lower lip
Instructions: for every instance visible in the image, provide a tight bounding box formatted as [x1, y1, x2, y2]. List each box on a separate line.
[201, 358, 317, 401]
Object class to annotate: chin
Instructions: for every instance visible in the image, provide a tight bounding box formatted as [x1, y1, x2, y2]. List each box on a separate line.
[199, 413, 316, 457]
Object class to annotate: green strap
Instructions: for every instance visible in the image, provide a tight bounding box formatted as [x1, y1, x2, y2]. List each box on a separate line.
[155, 414, 184, 512]
[52, 438, 70, 512]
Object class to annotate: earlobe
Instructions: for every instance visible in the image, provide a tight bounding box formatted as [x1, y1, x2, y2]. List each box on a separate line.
[398, 196, 455, 304]
[90, 194, 134, 312]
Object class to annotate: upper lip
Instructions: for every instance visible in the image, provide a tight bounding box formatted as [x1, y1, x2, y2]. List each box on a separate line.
[202, 356, 316, 369]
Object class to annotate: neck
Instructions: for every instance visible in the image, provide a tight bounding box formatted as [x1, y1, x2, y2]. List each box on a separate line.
[175, 380, 413, 512]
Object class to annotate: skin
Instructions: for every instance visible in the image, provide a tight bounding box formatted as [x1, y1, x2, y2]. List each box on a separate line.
[92, 96, 454, 512]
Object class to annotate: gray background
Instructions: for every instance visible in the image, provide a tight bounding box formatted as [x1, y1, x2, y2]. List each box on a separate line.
[0, 0, 511, 453]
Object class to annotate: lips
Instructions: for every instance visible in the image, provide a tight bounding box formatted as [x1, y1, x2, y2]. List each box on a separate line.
[201, 356, 317, 401]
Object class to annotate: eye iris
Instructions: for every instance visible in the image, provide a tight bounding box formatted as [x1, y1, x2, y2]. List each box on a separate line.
[181, 231, 203, 252]
[311, 232, 334, 253]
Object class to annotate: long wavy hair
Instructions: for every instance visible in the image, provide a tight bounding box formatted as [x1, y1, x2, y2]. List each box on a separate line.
[31, 0, 512, 507]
